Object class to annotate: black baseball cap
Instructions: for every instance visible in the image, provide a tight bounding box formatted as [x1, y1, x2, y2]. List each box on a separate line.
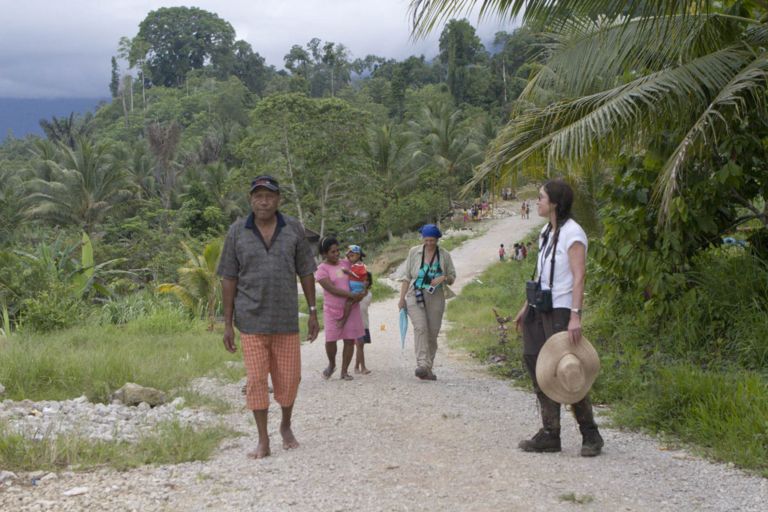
[249, 175, 280, 193]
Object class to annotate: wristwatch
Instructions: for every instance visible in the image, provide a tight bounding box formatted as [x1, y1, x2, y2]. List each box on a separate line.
[570, 308, 582, 317]
[309, 306, 317, 313]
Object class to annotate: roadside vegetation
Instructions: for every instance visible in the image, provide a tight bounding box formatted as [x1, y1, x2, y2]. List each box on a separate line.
[0, 420, 239, 472]
[447, 229, 768, 476]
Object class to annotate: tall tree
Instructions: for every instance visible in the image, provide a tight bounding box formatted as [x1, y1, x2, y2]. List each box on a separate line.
[232, 40, 271, 96]
[238, 94, 367, 236]
[364, 124, 418, 239]
[410, 99, 483, 205]
[438, 19, 488, 104]
[146, 122, 182, 209]
[109, 57, 120, 98]
[133, 7, 236, 87]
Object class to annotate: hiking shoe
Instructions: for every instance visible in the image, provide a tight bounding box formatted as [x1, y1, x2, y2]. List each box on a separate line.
[415, 367, 429, 379]
[518, 429, 561, 453]
[580, 427, 604, 457]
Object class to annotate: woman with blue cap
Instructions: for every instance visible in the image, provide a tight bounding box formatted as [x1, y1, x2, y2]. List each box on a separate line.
[397, 224, 457, 380]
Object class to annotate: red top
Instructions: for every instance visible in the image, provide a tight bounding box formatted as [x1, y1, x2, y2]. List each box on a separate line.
[349, 262, 367, 282]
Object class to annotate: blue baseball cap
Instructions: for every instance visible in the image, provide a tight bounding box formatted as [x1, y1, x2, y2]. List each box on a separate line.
[347, 244, 366, 257]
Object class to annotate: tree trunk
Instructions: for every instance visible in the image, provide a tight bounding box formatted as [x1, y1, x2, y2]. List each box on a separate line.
[281, 126, 305, 226]
[140, 68, 146, 110]
[128, 76, 134, 112]
[501, 57, 508, 104]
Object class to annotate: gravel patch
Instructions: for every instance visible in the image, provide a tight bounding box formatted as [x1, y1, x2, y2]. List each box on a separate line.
[1, 206, 765, 511]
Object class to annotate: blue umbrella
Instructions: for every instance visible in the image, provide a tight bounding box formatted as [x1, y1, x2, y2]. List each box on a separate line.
[399, 308, 409, 350]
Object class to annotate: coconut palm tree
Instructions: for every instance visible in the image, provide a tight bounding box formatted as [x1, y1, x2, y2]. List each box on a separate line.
[28, 138, 132, 233]
[26, 138, 134, 233]
[410, 1, 768, 222]
[410, 99, 483, 205]
[365, 123, 420, 239]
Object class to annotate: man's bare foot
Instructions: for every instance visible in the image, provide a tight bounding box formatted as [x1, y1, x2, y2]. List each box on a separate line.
[354, 367, 361, 374]
[340, 373, 354, 381]
[280, 425, 300, 450]
[247, 441, 271, 459]
[359, 368, 371, 375]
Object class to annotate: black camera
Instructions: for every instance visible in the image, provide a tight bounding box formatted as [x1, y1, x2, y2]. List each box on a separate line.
[414, 289, 425, 306]
[526, 280, 553, 312]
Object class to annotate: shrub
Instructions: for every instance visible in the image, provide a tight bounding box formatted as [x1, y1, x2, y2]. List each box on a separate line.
[20, 283, 87, 332]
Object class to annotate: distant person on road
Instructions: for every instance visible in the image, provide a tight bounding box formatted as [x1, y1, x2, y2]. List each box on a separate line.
[398, 224, 457, 381]
[316, 237, 366, 381]
[354, 272, 374, 375]
[499, 244, 506, 261]
[513, 179, 604, 457]
[218, 175, 319, 460]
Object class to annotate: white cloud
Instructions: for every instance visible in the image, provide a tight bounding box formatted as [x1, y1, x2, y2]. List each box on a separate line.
[0, 0, 517, 98]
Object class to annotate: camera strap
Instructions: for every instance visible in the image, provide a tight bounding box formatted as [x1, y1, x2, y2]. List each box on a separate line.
[418, 246, 440, 289]
[532, 224, 558, 289]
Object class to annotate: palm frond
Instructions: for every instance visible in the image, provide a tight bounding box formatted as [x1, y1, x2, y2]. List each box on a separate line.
[656, 52, 768, 219]
[465, 45, 753, 191]
[409, 0, 714, 39]
[525, 13, 745, 101]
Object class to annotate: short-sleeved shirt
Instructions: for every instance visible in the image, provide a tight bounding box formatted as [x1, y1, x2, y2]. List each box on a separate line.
[535, 218, 588, 309]
[217, 211, 317, 334]
[315, 260, 365, 341]
[349, 261, 367, 282]
[399, 244, 457, 294]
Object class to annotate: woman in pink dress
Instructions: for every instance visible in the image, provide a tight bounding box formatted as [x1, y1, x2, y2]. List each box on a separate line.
[315, 237, 366, 381]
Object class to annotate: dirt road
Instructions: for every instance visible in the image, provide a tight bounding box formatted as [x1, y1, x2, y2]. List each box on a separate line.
[3, 208, 765, 511]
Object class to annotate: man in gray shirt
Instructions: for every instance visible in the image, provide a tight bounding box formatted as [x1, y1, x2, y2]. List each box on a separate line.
[217, 175, 319, 459]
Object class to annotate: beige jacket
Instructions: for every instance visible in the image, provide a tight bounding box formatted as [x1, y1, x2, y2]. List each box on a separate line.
[399, 244, 457, 298]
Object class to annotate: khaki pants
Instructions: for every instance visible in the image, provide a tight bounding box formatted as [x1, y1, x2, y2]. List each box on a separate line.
[406, 288, 446, 370]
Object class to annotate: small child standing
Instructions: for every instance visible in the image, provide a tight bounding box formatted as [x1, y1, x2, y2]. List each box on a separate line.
[339, 245, 367, 327]
[355, 272, 374, 375]
[499, 243, 506, 261]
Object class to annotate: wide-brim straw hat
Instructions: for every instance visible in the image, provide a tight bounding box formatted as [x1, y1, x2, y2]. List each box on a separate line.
[536, 331, 600, 405]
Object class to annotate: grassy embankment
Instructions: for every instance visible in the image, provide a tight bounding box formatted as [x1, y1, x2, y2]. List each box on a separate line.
[446, 230, 768, 476]
[0, 304, 246, 471]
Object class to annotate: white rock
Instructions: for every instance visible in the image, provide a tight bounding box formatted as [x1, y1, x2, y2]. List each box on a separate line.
[72, 395, 88, 404]
[0, 470, 17, 483]
[0, 383, 5, 394]
[137, 401, 151, 411]
[62, 486, 89, 496]
[40, 472, 58, 482]
[170, 397, 185, 408]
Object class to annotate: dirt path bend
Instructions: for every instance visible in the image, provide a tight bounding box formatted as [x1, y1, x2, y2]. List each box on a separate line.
[3, 208, 766, 511]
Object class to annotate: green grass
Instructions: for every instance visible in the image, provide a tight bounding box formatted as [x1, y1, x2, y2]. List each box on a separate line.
[446, 231, 768, 476]
[371, 279, 396, 302]
[440, 233, 472, 251]
[178, 389, 235, 414]
[0, 420, 238, 472]
[0, 307, 240, 403]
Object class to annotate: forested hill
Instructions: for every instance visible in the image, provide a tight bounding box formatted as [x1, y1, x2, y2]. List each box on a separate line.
[0, 98, 107, 138]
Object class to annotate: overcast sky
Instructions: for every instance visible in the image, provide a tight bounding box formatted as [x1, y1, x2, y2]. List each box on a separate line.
[0, 0, 517, 99]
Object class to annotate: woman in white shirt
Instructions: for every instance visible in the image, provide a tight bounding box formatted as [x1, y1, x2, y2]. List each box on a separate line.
[513, 179, 604, 457]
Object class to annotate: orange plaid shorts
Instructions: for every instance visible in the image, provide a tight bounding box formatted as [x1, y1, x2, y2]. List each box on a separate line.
[241, 333, 301, 410]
